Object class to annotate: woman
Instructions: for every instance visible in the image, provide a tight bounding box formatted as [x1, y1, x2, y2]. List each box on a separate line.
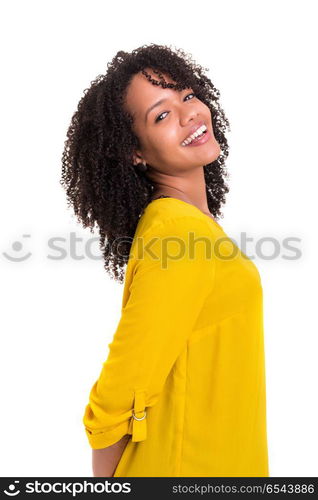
[61, 44, 269, 477]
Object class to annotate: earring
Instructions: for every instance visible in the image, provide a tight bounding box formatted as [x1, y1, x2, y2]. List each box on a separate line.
[136, 162, 148, 172]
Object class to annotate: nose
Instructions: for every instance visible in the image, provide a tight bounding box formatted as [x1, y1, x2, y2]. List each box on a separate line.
[180, 107, 197, 127]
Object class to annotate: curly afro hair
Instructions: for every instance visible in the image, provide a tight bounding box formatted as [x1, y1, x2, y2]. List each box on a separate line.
[60, 43, 231, 284]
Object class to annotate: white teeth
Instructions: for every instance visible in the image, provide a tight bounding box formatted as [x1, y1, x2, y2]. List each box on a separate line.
[181, 124, 207, 146]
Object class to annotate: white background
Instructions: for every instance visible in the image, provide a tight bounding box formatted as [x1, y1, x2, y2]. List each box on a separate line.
[0, 0, 317, 477]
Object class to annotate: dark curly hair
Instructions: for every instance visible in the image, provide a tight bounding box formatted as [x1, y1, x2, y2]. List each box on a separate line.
[60, 43, 231, 284]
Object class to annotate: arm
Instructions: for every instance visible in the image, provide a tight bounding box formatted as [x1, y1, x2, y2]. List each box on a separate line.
[92, 434, 130, 477]
[83, 216, 215, 450]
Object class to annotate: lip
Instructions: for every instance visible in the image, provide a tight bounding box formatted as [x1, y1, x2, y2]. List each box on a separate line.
[181, 120, 205, 145]
[186, 128, 211, 147]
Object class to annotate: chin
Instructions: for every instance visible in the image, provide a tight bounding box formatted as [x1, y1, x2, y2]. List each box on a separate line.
[199, 143, 220, 165]
[208, 141, 221, 162]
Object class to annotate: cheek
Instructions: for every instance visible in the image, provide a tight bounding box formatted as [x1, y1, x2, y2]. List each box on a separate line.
[200, 101, 212, 119]
[147, 127, 179, 156]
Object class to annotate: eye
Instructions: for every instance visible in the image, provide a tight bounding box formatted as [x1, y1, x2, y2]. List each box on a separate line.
[155, 111, 168, 123]
[154, 92, 196, 123]
[184, 92, 195, 101]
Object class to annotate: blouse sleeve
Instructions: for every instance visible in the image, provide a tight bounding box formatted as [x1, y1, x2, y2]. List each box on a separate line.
[82, 215, 215, 449]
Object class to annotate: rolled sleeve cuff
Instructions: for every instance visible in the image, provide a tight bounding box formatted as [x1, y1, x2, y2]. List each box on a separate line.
[84, 419, 132, 449]
[83, 389, 147, 449]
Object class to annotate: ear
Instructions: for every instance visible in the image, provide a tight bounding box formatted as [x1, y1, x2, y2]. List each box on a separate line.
[132, 150, 145, 166]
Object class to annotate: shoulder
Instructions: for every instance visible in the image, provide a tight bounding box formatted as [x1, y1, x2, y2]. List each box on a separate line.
[130, 214, 215, 279]
[135, 199, 213, 240]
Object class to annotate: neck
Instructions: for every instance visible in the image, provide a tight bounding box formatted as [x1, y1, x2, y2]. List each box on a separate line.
[150, 166, 212, 215]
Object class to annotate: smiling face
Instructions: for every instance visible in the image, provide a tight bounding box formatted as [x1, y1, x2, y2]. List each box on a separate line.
[124, 68, 221, 177]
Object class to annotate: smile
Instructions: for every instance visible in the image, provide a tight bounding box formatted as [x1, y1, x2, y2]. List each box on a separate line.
[181, 124, 208, 146]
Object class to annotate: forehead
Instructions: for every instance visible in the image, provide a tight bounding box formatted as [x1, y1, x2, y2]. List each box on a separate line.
[124, 69, 180, 118]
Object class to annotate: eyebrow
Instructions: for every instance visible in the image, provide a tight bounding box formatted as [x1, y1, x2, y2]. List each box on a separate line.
[145, 98, 167, 122]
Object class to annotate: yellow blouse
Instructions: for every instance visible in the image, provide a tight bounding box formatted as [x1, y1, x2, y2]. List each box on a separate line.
[83, 197, 269, 477]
